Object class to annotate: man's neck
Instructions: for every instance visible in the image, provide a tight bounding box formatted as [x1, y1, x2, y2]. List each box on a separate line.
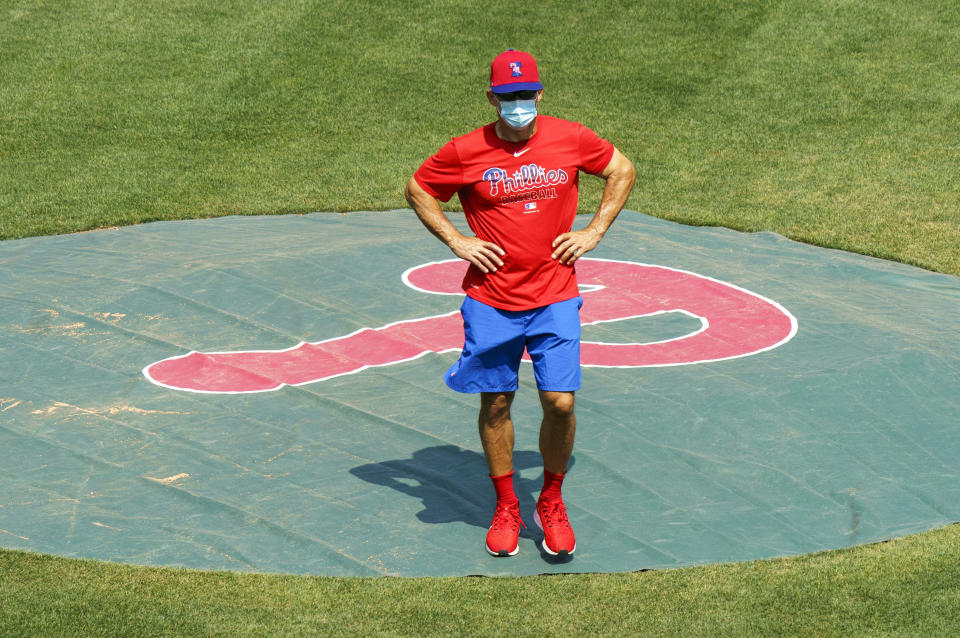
[495, 118, 537, 143]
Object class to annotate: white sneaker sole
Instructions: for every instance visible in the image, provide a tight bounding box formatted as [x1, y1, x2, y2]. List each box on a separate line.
[485, 541, 519, 557]
[533, 508, 576, 556]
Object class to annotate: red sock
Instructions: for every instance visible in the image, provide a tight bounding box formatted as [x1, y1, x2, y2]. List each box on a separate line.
[540, 470, 565, 503]
[490, 471, 518, 505]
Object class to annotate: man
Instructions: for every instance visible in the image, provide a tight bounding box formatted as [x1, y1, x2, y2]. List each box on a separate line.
[404, 49, 636, 557]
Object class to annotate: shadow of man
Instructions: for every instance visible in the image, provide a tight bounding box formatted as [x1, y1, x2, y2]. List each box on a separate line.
[350, 445, 575, 547]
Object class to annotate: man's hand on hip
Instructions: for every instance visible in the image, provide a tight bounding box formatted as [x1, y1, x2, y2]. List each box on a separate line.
[451, 235, 506, 273]
[551, 228, 601, 265]
[552, 147, 636, 266]
[406, 176, 505, 273]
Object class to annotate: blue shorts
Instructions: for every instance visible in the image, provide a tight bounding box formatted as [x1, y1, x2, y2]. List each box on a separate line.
[444, 296, 583, 394]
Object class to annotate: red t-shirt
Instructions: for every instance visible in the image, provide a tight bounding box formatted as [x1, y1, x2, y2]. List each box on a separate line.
[414, 115, 614, 311]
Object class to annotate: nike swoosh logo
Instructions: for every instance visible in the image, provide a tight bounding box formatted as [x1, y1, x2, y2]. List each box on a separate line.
[513, 148, 531, 158]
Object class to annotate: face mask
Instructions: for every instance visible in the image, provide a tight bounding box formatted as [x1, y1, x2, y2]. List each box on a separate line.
[498, 98, 537, 129]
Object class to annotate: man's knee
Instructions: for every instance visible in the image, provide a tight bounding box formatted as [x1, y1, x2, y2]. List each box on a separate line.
[479, 392, 514, 426]
[541, 391, 575, 420]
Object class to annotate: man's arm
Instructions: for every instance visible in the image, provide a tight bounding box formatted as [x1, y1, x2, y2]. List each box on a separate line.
[551, 147, 636, 265]
[404, 176, 505, 273]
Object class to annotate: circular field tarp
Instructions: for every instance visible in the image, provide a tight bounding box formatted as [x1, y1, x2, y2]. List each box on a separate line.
[1, 211, 958, 577]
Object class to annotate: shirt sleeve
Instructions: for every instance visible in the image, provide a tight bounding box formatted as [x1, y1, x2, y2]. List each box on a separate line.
[577, 124, 615, 175]
[413, 139, 464, 202]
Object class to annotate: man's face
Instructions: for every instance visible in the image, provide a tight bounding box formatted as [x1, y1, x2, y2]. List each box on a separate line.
[487, 89, 543, 108]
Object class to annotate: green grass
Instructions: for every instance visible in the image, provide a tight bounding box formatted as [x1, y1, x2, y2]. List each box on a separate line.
[2, 524, 959, 637]
[2, 0, 958, 274]
[1, 0, 959, 635]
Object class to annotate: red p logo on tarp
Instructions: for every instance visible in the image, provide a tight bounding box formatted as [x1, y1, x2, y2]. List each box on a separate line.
[144, 259, 797, 393]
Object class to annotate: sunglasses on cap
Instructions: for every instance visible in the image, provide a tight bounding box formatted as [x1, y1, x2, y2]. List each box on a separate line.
[494, 90, 539, 101]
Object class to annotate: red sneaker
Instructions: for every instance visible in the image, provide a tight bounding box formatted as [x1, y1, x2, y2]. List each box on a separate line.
[485, 501, 525, 557]
[534, 499, 576, 556]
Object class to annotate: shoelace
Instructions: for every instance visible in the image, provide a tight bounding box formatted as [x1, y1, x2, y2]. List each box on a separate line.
[538, 500, 569, 528]
[491, 503, 526, 530]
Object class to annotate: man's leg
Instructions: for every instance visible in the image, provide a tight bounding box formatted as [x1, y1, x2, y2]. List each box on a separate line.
[479, 391, 516, 475]
[535, 389, 577, 556]
[479, 391, 526, 556]
[538, 390, 576, 473]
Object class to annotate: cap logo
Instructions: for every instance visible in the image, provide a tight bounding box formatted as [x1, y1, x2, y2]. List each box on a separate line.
[509, 61, 523, 77]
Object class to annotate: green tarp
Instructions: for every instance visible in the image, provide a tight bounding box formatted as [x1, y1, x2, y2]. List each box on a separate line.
[1, 211, 958, 577]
